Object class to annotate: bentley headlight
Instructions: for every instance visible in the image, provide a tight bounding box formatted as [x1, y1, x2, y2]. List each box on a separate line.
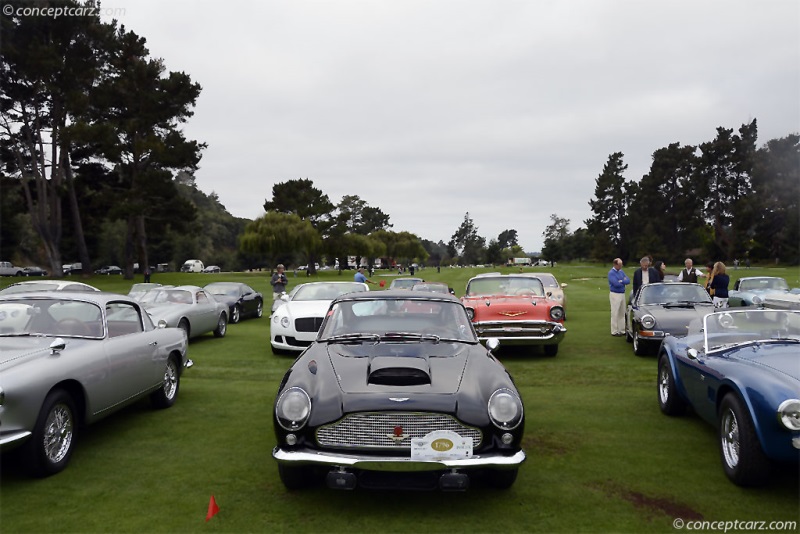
[276, 387, 311, 431]
[641, 314, 656, 329]
[549, 306, 565, 321]
[488, 388, 523, 430]
[777, 399, 800, 431]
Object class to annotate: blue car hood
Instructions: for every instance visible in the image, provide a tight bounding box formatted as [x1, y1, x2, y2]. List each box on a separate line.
[730, 344, 800, 382]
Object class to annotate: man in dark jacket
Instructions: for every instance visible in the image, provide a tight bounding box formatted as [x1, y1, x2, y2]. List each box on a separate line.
[631, 256, 660, 301]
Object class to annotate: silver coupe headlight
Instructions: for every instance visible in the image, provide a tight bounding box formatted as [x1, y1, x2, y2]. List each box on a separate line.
[777, 399, 800, 431]
[641, 314, 656, 329]
[752, 295, 762, 305]
[488, 388, 523, 430]
[276, 387, 311, 431]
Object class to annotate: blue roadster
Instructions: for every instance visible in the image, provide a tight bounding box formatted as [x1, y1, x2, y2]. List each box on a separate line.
[657, 309, 800, 486]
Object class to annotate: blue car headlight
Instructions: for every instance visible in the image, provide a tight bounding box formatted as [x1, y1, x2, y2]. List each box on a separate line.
[777, 399, 800, 431]
[276, 387, 311, 431]
[488, 388, 523, 430]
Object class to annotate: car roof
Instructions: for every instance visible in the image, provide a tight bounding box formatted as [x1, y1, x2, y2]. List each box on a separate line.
[0, 290, 140, 306]
[333, 289, 461, 303]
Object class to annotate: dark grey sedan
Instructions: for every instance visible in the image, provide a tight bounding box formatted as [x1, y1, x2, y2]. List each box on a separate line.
[625, 282, 715, 356]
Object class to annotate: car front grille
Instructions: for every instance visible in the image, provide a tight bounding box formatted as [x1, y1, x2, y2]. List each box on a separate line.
[474, 320, 558, 337]
[316, 412, 482, 450]
[295, 317, 324, 332]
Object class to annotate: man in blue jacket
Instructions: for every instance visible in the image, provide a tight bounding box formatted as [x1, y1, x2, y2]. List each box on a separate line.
[608, 258, 630, 336]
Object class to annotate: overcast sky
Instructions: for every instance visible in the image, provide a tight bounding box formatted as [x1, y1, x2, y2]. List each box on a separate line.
[103, 0, 799, 252]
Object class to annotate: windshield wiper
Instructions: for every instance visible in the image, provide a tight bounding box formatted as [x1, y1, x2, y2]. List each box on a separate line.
[664, 301, 703, 308]
[381, 332, 441, 344]
[325, 333, 380, 344]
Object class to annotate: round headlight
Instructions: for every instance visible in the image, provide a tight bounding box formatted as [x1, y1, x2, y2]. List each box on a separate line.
[280, 316, 290, 328]
[549, 306, 565, 321]
[466, 308, 475, 321]
[752, 295, 762, 305]
[276, 387, 311, 431]
[777, 399, 800, 431]
[641, 314, 656, 329]
[488, 389, 523, 430]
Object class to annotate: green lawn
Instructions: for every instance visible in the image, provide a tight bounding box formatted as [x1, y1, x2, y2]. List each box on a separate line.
[1, 264, 799, 533]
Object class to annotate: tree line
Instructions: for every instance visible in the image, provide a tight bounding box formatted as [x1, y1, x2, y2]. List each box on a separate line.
[543, 122, 799, 266]
[2, 2, 796, 276]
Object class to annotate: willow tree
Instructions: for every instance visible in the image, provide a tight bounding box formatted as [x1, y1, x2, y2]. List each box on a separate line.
[239, 212, 321, 268]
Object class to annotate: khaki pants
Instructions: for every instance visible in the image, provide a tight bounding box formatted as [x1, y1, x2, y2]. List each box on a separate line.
[609, 292, 626, 335]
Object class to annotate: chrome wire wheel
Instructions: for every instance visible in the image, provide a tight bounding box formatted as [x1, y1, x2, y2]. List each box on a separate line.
[720, 407, 740, 469]
[43, 403, 74, 464]
[162, 359, 179, 401]
[658, 365, 670, 406]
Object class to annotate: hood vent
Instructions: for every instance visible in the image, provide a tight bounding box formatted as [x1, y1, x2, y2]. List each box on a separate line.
[368, 356, 431, 386]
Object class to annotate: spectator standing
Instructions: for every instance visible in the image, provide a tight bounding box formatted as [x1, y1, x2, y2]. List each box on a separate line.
[652, 261, 666, 281]
[270, 264, 288, 300]
[608, 258, 630, 336]
[144, 268, 151, 283]
[708, 262, 730, 308]
[632, 256, 660, 301]
[354, 267, 375, 285]
[677, 258, 705, 283]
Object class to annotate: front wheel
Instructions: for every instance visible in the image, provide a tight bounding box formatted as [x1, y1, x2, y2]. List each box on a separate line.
[633, 327, 650, 356]
[485, 468, 518, 489]
[213, 313, 227, 337]
[150, 357, 180, 409]
[278, 464, 312, 490]
[718, 393, 771, 486]
[23, 389, 77, 477]
[657, 354, 686, 415]
[255, 300, 263, 318]
[230, 305, 241, 324]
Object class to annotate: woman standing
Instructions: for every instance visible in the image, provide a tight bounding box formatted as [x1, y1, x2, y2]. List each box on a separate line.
[653, 261, 666, 281]
[709, 262, 730, 308]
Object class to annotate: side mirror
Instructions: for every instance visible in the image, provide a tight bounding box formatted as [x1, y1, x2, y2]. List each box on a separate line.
[50, 338, 66, 354]
[687, 348, 699, 360]
[561, 283, 568, 288]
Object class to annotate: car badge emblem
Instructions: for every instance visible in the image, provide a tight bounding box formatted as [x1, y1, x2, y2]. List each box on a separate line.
[389, 397, 409, 402]
[499, 311, 527, 317]
[388, 425, 408, 443]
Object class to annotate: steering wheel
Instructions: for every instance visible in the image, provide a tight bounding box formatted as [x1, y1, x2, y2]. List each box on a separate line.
[56, 318, 91, 336]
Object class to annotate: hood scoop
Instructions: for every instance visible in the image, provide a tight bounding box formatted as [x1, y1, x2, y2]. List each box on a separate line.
[368, 356, 431, 386]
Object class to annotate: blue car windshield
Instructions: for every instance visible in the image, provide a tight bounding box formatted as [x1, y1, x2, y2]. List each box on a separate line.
[702, 310, 800, 352]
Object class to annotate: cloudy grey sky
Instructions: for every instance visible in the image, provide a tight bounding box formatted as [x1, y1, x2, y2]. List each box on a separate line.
[104, 0, 799, 252]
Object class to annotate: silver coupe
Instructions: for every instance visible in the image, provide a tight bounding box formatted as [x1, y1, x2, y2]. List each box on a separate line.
[0, 292, 191, 477]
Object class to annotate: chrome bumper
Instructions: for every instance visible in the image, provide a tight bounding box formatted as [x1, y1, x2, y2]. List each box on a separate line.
[273, 447, 525, 471]
[475, 321, 566, 346]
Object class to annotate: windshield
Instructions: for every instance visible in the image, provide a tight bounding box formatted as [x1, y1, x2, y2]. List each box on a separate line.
[639, 284, 712, 305]
[533, 274, 558, 288]
[293, 283, 367, 301]
[739, 278, 789, 292]
[0, 298, 103, 338]
[701, 310, 800, 352]
[318, 298, 477, 343]
[140, 289, 193, 305]
[465, 276, 545, 297]
[206, 284, 240, 297]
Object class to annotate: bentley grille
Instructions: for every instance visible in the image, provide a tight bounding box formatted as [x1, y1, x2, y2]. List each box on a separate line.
[316, 412, 483, 450]
[295, 317, 324, 332]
